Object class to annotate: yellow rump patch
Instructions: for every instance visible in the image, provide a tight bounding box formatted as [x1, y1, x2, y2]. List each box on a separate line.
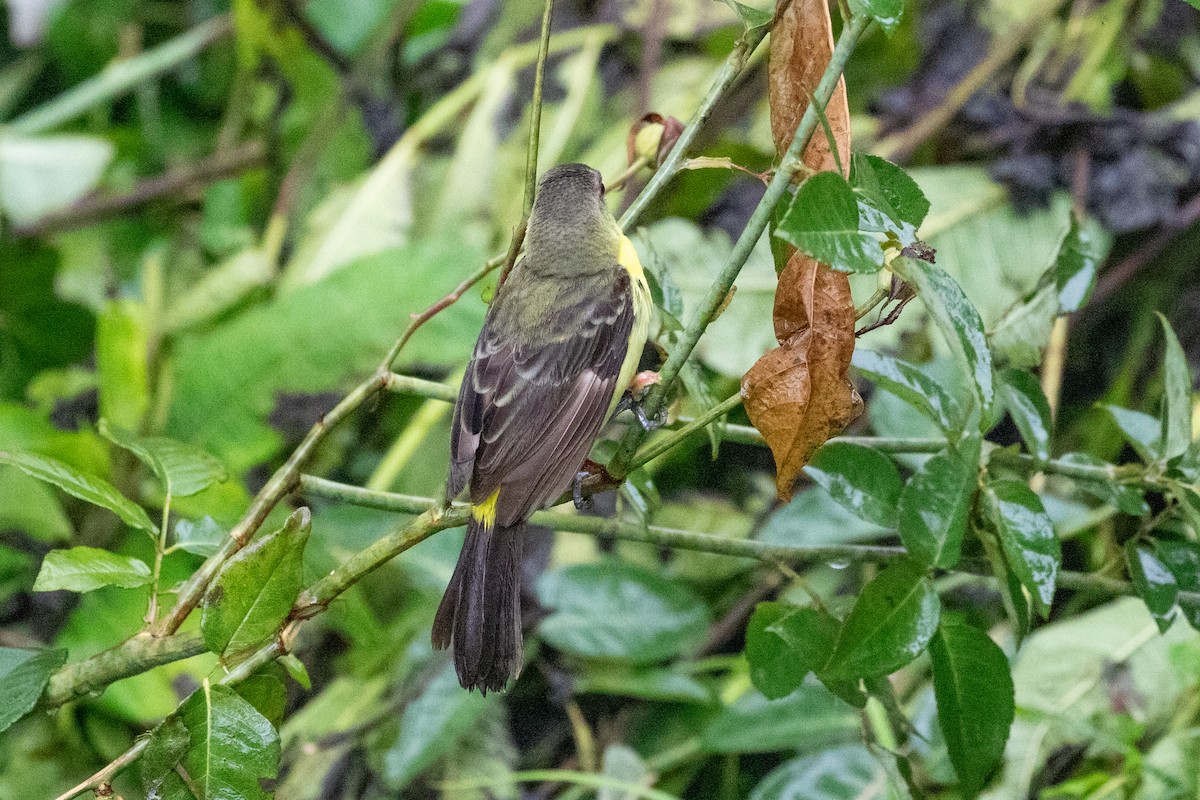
[471, 487, 501, 532]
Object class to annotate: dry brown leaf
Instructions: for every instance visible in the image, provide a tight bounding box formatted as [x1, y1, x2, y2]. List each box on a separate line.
[741, 0, 860, 500]
[768, 0, 850, 174]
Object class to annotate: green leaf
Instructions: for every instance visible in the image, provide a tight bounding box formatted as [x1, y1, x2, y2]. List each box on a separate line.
[897, 440, 979, 569]
[1125, 541, 1178, 633]
[202, 508, 310, 657]
[0, 134, 114, 226]
[100, 420, 227, 499]
[141, 718, 191, 799]
[1059, 453, 1149, 516]
[383, 662, 491, 790]
[174, 516, 226, 557]
[536, 561, 710, 663]
[776, 171, 887, 274]
[33, 546, 152, 592]
[96, 299, 151, 431]
[574, 664, 712, 704]
[1158, 314, 1193, 461]
[718, 0, 772, 29]
[177, 682, 280, 800]
[851, 349, 962, 432]
[0, 647, 67, 733]
[164, 248, 274, 334]
[279, 653, 312, 691]
[849, 0, 904, 33]
[999, 369, 1053, 464]
[1054, 217, 1109, 313]
[894, 258, 994, 416]
[1101, 405, 1162, 463]
[982, 480, 1061, 617]
[805, 443, 902, 528]
[929, 621, 1014, 798]
[824, 560, 941, 680]
[0, 450, 156, 533]
[745, 603, 839, 700]
[849, 153, 929, 238]
[1155, 539, 1200, 629]
[700, 684, 860, 754]
[750, 744, 891, 800]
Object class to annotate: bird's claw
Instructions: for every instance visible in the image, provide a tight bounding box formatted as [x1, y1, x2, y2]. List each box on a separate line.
[614, 392, 665, 431]
[573, 471, 592, 510]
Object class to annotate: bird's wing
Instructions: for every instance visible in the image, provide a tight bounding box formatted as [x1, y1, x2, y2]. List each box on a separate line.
[448, 269, 635, 524]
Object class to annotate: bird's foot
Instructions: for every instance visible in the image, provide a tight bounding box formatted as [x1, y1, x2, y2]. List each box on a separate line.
[614, 391, 665, 431]
[573, 471, 592, 510]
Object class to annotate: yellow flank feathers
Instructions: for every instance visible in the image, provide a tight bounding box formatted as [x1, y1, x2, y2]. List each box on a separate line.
[472, 487, 501, 531]
[618, 234, 646, 284]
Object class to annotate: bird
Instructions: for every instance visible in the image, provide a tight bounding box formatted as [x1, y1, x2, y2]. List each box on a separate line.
[432, 163, 652, 692]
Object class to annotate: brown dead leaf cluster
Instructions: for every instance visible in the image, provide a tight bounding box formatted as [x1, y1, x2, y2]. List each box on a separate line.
[741, 0, 862, 499]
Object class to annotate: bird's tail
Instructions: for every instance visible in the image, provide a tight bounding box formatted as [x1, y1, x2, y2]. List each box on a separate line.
[432, 518, 524, 693]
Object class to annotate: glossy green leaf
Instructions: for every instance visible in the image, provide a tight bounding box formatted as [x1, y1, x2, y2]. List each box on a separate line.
[929, 621, 1014, 798]
[700, 684, 860, 754]
[0, 647, 67, 733]
[202, 509, 310, 657]
[749, 744, 891, 800]
[279, 653, 312, 691]
[0, 450, 156, 533]
[824, 560, 940, 680]
[894, 258, 994, 416]
[1125, 541, 1178, 632]
[1155, 539, 1200, 629]
[32, 546, 151, 592]
[988, 283, 1057, 369]
[1101, 405, 1162, 463]
[849, 153, 929, 236]
[173, 516, 226, 557]
[537, 561, 710, 663]
[1158, 314, 1193, 461]
[805, 443, 902, 528]
[99, 420, 227, 498]
[999, 369, 1052, 464]
[384, 662, 490, 790]
[141, 717, 191, 800]
[745, 602, 839, 700]
[849, 0, 904, 33]
[177, 683, 280, 800]
[718, 0, 772, 29]
[1059, 453, 1150, 516]
[851, 348, 962, 432]
[96, 299, 150, 431]
[776, 171, 886, 274]
[897, 441, 978, 569]
[983, 480, 1061, 617]
[1054, 217, 1109, 313]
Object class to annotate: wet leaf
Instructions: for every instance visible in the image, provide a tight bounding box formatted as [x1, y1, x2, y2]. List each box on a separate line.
[742, 254, 861, 500]
[0, 450, 156, 533]
[202, 509, 310, 658]
[0, 647, 66, 733]
[1125, 541, 1178, 632]
[982, 480, 1060, 617]
[32, 546, 151, 592]
[745, 602, 839, 700]
[176, 683, 280, 800]
[851, 348, 962, 432]
[776, 172, 888, 273]
[805, 442, 902, 527]
[998, 369, 1052, 464]
[898, 439, 979, 569]
[1055, 217, 1109, 313]
[824, 560, 940, 680]
[749, 744, 891, 800]
[894, 257, 994, 417]
[849, 152, 929, 244]
[1100, 405, 1162, 463]
[1158, 314, 1192, 461]
[929, 621, 1014, 798]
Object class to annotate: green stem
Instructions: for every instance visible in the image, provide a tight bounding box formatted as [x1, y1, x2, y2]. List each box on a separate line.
[628, 393, 743, 471]
[525, 0, 555, 215]
[608, 14, 874, 478]
[618, 21, 772, 230]
[10, 16, 232, 135]
[43, 631, 206, 708]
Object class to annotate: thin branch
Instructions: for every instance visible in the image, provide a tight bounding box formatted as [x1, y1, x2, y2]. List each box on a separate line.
[525, 0, 555, 217]
[12, 142, 265, 238]
[43, 632, 206, 708]
[610, 13, 872, 478]
[627, 392, 743, 471]
[10, 15, 233, 134]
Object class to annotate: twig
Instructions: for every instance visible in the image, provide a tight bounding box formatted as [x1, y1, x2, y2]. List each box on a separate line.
[12, 141, 265, 238]
[525, 0, 555, 217]
[10, 15, 233, 135]
[627, 393, 743, 471]
[607, 13, 874, 479]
